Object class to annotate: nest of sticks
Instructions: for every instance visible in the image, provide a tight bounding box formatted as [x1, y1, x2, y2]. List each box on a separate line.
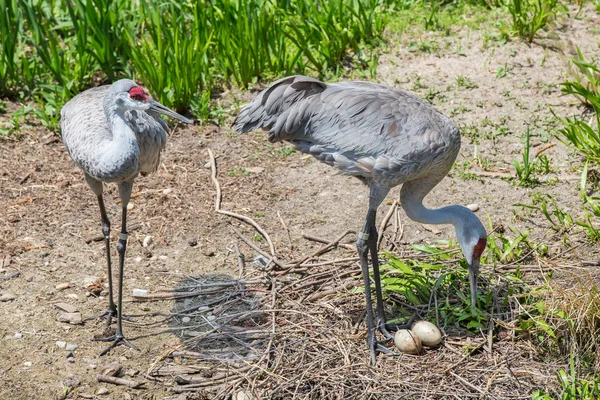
[134, 150, 558, 399]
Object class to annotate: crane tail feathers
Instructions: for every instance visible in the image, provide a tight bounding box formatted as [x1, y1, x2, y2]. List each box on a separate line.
[234, 75, 326, 138]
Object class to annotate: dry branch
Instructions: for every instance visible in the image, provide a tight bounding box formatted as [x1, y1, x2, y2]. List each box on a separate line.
[207, 148, 276, 256]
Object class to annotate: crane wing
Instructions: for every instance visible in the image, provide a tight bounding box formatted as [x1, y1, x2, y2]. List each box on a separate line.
[235, 76, 460, 186]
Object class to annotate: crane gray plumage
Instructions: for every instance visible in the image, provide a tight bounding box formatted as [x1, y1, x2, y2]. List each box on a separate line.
[235, 75, 487, 365]
[62, 81, 169, 182]
[61, 79, 192, 356]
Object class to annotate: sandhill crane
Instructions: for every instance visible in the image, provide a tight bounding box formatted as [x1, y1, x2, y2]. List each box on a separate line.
[235, 75, 487, 364]
[61, 79, 192, 355]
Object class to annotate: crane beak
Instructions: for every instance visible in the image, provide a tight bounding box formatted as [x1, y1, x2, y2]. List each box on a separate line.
[468, 258, 480, 309]
[149, 99, 193, 124]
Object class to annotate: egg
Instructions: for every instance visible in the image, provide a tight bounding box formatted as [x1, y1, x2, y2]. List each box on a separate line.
[411, 320, 442, 347]
[393, 329, 422, 354]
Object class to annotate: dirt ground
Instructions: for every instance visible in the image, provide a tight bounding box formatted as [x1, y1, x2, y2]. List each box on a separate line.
[1, 4, 600, 400]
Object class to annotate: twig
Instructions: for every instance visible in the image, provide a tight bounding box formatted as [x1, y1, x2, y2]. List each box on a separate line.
[230, 224, 286, 270]
[378, 200, 398, 248]
[97, 375, 143, 388]
[234, 243, 245, 279]
[302, 233, 355, 250]
[277, 210, 293, 251]
[278, 230, 355, 276]
[468, 170, 512, 179]
[448, 372, 485, 395]
[208, 148, 275, 256]
[533, 143, 555, 157]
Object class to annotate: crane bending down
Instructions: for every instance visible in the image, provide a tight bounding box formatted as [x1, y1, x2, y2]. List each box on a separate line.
[235, 75, 487, 364]
[61, 79, 192, 355]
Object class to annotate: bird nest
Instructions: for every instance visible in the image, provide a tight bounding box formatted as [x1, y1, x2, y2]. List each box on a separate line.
[138, 239, 556, 399]
[133, 149, 558, 399]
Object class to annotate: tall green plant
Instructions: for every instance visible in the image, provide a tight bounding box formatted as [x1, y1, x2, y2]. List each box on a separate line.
[506, 0, 566, 43]
[128, 0, 212, 113]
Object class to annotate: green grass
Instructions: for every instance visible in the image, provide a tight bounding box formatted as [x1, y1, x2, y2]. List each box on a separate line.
[0, 0, 390, 131]
[505, 0, 567, 43]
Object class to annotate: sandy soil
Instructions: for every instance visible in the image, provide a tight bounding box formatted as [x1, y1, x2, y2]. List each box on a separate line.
[1, 4, 599, 399]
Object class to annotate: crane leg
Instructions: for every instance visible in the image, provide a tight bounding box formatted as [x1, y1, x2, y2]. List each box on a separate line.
[83, 195, 118, 329]
[357, 184, 393, 365]
[95, 183, 139, 356]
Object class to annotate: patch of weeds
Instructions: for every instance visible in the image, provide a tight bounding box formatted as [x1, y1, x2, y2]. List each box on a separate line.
[554, 49, 600, 164]
[276, 146, 296, 158]
[379, 247, 489, 331]
[496, 62, 513, 78]
[227, 166, 250, 177]
[513, 126, 551, 186]
[577, 164, 600, 242]
[456, 75, 478, 90]
[253, 211, 265, 217]
[533, 357, 600, 399]
[407, 40, 440, 54]
[484, 224, 535, 264]
[506, 0, 568, 43]
[0, 100, 6, 113]
[518, 275, 600, 374]
[410, 74, 428, 91]
[515, 194, 574, 233]
[449, 104, 471, 117]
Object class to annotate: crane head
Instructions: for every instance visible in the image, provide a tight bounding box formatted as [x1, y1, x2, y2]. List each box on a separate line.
[109, 79, 192, 124]
[454, 211, 487, 310]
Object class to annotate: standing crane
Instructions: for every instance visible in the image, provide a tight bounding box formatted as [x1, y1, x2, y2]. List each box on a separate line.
[235, 75, 487, 364]
[61, 79, 192, 355]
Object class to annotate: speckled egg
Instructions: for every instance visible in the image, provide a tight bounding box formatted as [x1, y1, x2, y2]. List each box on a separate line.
[393, 329, 422, 354]
[411, 320, 442, 347]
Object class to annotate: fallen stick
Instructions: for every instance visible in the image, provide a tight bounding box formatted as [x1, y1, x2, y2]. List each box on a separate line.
[230, 224, 286, 270]
[97, 375, 143, 388]
[277, 210, 293, 251]
[278, 230, 355, 276]
[378, 200, 398, 248]
[533, 143, 556, 157]
[302, 234, 355, 250]
[207, 148, 276, 256]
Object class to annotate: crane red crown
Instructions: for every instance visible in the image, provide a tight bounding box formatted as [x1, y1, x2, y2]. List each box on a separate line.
[129, 86, 147, 101]
[473, 238, 487, 259]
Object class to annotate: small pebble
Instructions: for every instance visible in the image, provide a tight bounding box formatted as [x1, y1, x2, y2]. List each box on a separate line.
[135, 256, 143, 263]
[11, 271, 20, 279]
[57, 312, 83, 325]
[83, 276, 99, 286]
[66, 293, 79, 300]
[66, 343, 78, 351]
[162, 188, 173, 195]
[142, 235, 153, 247]
[66, 351, 74, 358]
[203, 249, 215, 257]
[14, 332, 22, 339]
[56, 341, 67, 349]
[207, 315, 216, 321]
[0, 293, 16, 302]
[67, 357, 75, 363]
[466, 203, 480, 212]
[127, 202, 134, 211]
[55, 302, 78, 313]
[188, 238, 198, 247]
[181, 316, 191, 323]
[56, 282, 70, 291]
[23, 361, 32, 367]
[97, 388, 109, 395]
[158, 255, 168, 261]
[0, 275, 9, 281]
[133, 289, 148, 297]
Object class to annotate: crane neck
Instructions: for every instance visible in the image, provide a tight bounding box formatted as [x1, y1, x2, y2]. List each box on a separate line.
[400, 176, 471, 230]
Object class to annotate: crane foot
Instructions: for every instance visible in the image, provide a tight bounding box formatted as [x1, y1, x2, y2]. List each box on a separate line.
[84, 309, 134, 328]
[94, 333, 139, 356]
